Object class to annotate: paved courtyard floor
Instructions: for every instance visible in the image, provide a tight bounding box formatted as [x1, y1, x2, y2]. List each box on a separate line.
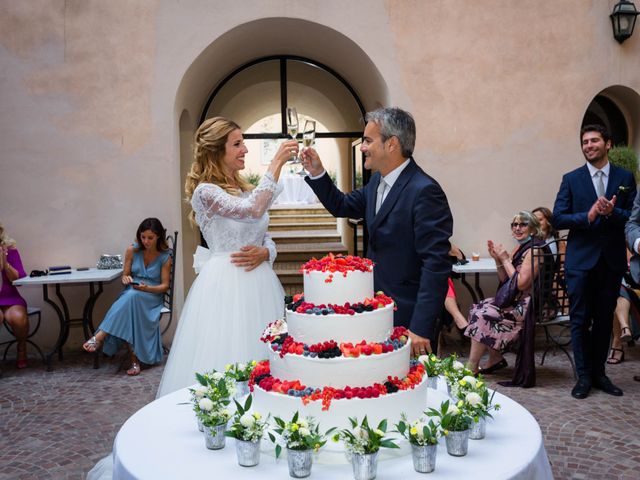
[1, 334, 639, 479]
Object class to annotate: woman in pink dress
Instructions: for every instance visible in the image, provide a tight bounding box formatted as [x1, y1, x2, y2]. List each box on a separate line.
[0, 223, 29, 368]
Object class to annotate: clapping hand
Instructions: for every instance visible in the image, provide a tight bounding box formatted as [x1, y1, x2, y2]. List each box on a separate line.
[487, 240, 499, 260]
[0, 247, 6, 270]
[588, 195, 616, 222]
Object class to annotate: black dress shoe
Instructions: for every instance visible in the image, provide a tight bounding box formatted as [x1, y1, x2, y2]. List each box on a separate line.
[592, 375, 623, 396]
[571, 378, 591, 399]
[478, 358, 508, 375]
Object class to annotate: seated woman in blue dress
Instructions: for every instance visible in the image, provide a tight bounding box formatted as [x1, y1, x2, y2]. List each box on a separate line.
[82, 218, 172, 376]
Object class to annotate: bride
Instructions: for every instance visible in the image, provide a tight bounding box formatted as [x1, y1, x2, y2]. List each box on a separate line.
[156, 116, 298, 397]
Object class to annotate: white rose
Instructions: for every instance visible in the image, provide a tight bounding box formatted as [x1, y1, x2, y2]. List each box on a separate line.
[240, 413, 256, 428]
[199, 398, 214, 411]
[354, 427, 369, 440]
[447, 404, 459, 416]
[413, 422, 425, 438]
[194, 385, 208, 398]
[418, 354, 430, 364]
[212, 372, 224, 381]
[453, 361, 464, 371]
[299, 427, 310, 437]
[221, 409, 231, 419]
[237, 363, 246, 371]
[299, 419, 309, 428]
[462, 375, 477, 387]
[466, 392, 482, 407]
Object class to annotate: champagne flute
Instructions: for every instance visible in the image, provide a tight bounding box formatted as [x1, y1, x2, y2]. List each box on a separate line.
[299, 120, 316, 175]
[286, 107, 299, 162]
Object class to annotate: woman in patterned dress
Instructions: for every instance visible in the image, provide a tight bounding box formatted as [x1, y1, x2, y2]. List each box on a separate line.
[156, 117, 298, 397]
[465, 211, 546, 375]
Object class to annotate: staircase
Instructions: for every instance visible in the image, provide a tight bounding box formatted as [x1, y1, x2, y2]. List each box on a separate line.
[269, 205, 348, 295]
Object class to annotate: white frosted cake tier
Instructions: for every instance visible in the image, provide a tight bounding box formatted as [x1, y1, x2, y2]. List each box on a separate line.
[303, 269, 373, 305]
[252, 374, 428, 432]
[268, 341, 410, 389]
[285, 303, 394, 345]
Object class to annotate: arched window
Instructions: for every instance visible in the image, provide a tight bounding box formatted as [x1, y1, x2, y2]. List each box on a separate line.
[201, 56, 366, 183]
[582, 94, 629, 146]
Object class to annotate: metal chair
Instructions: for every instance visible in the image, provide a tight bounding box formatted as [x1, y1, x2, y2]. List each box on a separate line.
[1, 306, 46, 366]
[530, 237, 577, 378]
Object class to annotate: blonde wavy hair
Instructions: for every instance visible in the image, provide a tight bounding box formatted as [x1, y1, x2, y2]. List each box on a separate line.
[185, 117, 253, 227]
[0, 223, 17, 248]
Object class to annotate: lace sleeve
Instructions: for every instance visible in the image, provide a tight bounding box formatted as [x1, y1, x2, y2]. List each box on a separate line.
[192, 173, 278, 221]
[262, 233, 277, 266]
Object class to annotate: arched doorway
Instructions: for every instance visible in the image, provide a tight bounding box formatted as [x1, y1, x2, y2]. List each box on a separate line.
[582, 85, 640, 147]
[174, 18, 388, 293]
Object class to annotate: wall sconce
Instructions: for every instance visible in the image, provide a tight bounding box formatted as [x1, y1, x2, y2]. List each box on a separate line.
[610, 0, 639, 43]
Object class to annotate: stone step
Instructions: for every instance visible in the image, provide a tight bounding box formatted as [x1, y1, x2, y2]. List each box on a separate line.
[275, 242, 348, 261]
[269, 205, 327, 216]
[270, 230, 341, 244]
[269, 213, 336, 224]
[268, 222, 337, 232]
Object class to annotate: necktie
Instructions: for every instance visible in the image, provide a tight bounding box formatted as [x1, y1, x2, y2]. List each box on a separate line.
[595, 170, 605, 197]
[375, 178, 387, 214]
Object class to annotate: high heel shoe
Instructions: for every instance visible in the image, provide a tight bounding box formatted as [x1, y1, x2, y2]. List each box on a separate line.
[620, 327, 632, 342]
[606, 347, 624, 364]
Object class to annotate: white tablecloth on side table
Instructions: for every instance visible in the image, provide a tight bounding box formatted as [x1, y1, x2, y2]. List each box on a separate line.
[274, 175, 318, 205]
[113, 383, 553, 479]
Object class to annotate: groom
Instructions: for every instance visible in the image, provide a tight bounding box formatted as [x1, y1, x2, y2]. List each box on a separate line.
[301, 107, 453, 356]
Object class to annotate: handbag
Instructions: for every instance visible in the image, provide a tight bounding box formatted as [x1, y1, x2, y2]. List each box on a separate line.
[493, 272, 521, 309]
[97, 254, 123, 270]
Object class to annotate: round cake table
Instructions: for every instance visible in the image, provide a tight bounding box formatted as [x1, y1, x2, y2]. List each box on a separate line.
[113, 382, 553, 479]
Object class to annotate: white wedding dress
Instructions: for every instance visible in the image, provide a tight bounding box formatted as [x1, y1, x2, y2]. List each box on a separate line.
[156, 172, 285, 397]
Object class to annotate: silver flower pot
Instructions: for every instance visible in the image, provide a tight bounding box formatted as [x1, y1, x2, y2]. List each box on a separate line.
[203, 423, 226, 450]
[235, 380, 250, 399]
[196, 415, 204, 432]
[445, 429, 469, 456]
[235, 439, 261, 467]
[470, 417, 486, 440]
[287, 448, 313, 478]
[411, 443, 437, 473]
[427, 376, 438, 389]
[351, 451, 379, 480]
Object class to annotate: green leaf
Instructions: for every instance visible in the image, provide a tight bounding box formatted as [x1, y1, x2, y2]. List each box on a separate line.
[244, 394, 252, 411]
[380, 439, 400, 449]
[275, 417, 286, 428]
[275, 444, 282, 458]
[292, 411, 299, 424]
[233, 398, 243, 414]
[195, 372, 207, 386]
[378, 419, 388, 432]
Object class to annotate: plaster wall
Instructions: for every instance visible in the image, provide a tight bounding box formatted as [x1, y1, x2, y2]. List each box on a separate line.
[1, 0, 639, 351]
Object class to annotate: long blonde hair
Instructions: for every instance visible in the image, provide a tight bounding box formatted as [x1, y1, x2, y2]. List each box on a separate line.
[0, 223, 17, 248]
[185, 117, 253, 227]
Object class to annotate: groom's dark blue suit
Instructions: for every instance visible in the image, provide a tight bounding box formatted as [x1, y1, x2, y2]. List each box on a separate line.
[553, 163, 636, 380]
[305, 159, 453, 342]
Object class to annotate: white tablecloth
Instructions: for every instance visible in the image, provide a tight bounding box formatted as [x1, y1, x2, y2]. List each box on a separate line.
[274, 174, 318, 205]
[113, 382, 553, 480]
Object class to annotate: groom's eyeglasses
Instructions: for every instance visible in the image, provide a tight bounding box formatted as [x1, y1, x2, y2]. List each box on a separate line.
[510, 222, 528, 230]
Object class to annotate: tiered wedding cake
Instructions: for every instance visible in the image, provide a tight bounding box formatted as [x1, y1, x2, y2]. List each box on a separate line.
[250, 254, 428, 432]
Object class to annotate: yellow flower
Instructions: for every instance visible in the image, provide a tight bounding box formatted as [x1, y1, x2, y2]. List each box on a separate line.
[410, 427, 418, 435]
[459, 379, 467, 386]
[292, 424, 299, 432]
[477, 381, 484, 388]
[457, 400, 464, 408]
[314, 443, 320, 451]
[253, 412, 262, 420]
[443, 429, 449, 436]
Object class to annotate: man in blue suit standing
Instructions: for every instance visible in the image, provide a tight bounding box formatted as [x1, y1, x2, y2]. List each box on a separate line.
[301, 107, 453, 356]
[553, 124, 636, 399]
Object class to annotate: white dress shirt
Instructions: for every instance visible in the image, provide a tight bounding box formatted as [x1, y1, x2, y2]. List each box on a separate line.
[586, 161, 610, 196]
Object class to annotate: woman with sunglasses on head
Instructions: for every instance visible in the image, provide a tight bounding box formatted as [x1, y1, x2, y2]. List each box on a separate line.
[0, 223, 29, 368]
[464, 211, 548, 384]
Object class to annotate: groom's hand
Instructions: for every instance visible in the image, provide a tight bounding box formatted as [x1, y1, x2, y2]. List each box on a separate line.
[300, 148, 324, 177]
[408, 330, 432, 357]
[231, 245, 269, 271]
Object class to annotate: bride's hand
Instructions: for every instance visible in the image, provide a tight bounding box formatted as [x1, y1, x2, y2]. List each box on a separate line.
[231, 245, 269, 271]
[273, 139, 299, 166]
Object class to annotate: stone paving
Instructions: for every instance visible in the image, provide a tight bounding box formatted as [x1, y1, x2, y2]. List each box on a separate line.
[1, 335, 639, 479]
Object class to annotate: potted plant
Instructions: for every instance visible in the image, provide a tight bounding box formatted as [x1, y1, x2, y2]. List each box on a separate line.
[269, 411, 335, 478]
[417, 353, 442, 389]
[440, 354, 473, 397]
[195, 371, 235, 450]
[454, 375, 500, 440]
[225, 360, 257, 398]
[188, 382, 209, 431]
[334, 416, 399, 480]
[427, 400, 473, 457]
[224, 395, 268, 466]
[395, 413, 443, 473]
